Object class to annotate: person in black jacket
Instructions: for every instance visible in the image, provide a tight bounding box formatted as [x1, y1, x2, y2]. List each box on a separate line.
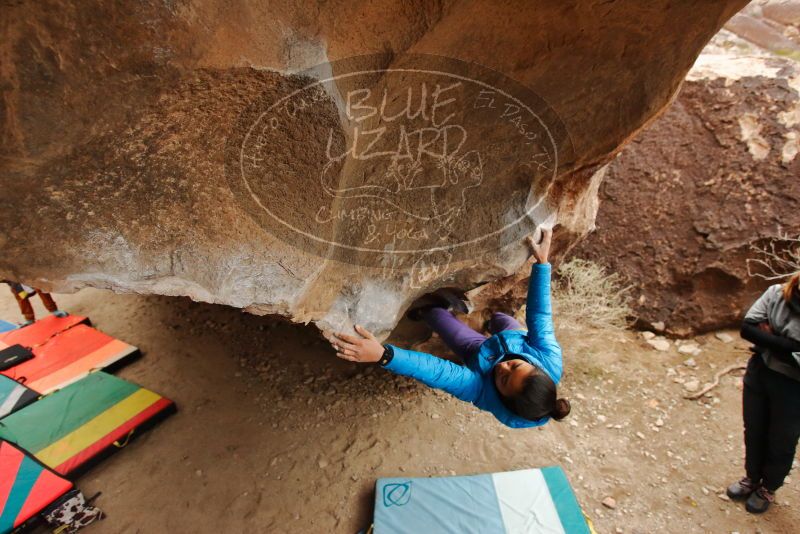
[727, 272, 800, 513]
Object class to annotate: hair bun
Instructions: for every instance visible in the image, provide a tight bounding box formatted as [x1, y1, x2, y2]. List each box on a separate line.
[552, 398, 571, 421]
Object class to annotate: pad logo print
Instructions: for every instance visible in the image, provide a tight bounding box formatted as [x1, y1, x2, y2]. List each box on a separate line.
[383, 481, 412, 507]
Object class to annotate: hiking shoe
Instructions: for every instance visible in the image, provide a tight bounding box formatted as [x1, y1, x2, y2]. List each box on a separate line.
[745, 486, 775, 514]
[406, 289, 468, 321]
[406, 298, 445, 321]
[726, 477, 756, 500]
[435, 289, 469, 315]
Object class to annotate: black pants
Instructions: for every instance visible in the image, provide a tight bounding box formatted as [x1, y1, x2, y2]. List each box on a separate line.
[743, 354, 800, 491]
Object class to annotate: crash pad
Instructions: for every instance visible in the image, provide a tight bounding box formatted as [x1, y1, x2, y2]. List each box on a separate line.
[0, 321, 16, 334]
[0, 372, 174, 476]
[0, 376, 38, 419]
[1, 324, 139, 394]
[0, 314, 87, 350]
[374, 466, 591, 534]
[0, 440, 73, 534]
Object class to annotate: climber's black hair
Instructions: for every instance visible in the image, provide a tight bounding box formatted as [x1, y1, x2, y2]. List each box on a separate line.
[503, 370, 571, 421]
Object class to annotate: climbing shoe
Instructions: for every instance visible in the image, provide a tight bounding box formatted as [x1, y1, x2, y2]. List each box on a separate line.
[406, 289, 468, 321]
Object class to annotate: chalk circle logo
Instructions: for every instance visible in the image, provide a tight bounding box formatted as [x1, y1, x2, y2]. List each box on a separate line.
[382, 481, 412, 507]
[226, 54, 571, 268]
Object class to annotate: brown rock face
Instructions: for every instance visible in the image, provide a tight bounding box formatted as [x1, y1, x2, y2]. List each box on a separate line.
[568, 44, 800, 335]
[0, 1, 746, 335]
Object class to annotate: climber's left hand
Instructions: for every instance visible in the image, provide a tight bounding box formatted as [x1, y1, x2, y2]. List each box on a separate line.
[526, 226, 552, 264]
[328, 325, 384, 363]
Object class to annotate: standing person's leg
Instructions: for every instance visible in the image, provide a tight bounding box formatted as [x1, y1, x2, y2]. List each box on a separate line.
[730, 355, 769, 500]
[743, 381, 770, 486]
[760, 370, 800, 492]
[37, 291, 58, 313]
[9, 286, 35, 323]
[419, 307, 486, 361]
[488, 312, 525, 335]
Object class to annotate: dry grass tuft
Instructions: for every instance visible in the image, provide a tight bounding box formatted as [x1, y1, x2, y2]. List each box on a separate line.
[554, 259, 633, 330]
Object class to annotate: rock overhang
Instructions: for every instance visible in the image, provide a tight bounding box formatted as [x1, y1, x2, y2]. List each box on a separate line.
[0, 0, 750, 336]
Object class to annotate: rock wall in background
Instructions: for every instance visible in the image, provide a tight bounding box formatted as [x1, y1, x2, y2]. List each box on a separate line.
[567, 18, 800, 335]
[471, 7, 800, 337]
[0, 0, 747, 336]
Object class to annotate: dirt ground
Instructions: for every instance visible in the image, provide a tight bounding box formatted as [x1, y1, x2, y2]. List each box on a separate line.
[2, 289, 798, 534]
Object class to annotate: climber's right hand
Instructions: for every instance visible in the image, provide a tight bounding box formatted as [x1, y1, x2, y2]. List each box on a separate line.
[327, 325, 384, 363]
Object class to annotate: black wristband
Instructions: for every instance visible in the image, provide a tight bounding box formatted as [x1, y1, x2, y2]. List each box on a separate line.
[378, 344, 394, 366]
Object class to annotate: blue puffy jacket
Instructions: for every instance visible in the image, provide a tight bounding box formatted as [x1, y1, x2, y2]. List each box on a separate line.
[384, 263, 562, 428]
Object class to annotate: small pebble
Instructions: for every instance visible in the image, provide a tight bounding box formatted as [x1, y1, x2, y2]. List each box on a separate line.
[715, 332, 734, 343]
[602, 496, 617, 509]
[647, 337, 671, 351]
[678, 344, 700, 356]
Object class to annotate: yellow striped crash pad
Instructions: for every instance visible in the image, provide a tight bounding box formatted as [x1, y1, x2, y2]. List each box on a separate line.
[0, 372, 174, 476]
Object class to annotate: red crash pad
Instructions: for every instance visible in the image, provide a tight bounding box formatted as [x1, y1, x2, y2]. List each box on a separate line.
[1, 324, 139, 394]
[0, 440, 73, 533]
[0, 315, 88, 350]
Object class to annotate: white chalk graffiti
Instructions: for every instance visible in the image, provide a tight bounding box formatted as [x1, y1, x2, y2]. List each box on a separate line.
[231, 55, 566, 266]
[319, 83, 484, 239]
[409, 250, 453, 289]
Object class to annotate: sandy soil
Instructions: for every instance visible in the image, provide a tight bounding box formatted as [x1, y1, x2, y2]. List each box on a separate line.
[2, 289, 798, 534]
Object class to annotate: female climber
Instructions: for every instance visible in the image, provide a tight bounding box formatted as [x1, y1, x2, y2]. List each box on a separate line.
[726, 272, 800, 513]
[327, 227, 570, 428]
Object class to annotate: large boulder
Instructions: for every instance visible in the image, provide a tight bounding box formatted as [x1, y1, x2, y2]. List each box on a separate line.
[0, 0, 747, 336]
[566, 28, 800, 335]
